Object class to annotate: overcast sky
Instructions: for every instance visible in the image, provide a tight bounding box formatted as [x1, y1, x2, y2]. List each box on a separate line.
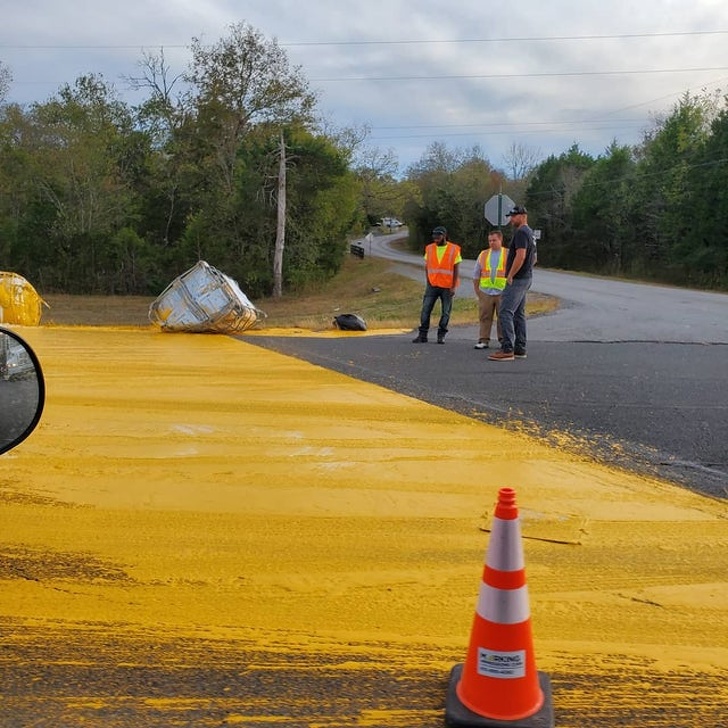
[3, 1, 728, 173]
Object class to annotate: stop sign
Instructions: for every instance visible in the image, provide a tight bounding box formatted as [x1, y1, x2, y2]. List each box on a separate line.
[484, 194, 515, 226]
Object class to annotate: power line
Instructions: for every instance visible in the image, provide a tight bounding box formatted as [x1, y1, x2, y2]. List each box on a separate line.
[283, 30, 728, 46]
[3, 30, 725, 161]
[311, 66, 728, 82]
[373, 119, 646, 130]
[0, 44, 190, 50]
[3, 29, 728, 50]
[11, 65, 728, 88]
[369, 124, 645, 142]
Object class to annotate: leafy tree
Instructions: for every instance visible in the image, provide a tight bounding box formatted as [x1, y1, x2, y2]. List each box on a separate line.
[1, 75, 151, 292]
[525, 144, 595, 267]
[283, 127, 359, 285]
[0, 104, 36, 266]
[632, 92, 716, 275]
[683, 104, 728, 286]
[174, 122, 358, 299]
[162, 22, 327, 297]
[445, 157, 503, 257]
[403, 143, 505, 254]
[353, 145, 403, 226]
[405, 141, 464, 177]
[127, 49, 190, 253]
[501, 142, 542, 202]
[184, 22, 316, 196]
[570, 142, 636, 273]
[122, 24, 351, 298]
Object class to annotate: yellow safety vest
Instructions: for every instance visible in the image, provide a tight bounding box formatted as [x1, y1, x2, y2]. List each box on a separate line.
[477, 248, 507, 291]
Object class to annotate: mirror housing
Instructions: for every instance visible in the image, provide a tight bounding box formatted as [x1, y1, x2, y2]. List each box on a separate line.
[0, 327, 45, 456]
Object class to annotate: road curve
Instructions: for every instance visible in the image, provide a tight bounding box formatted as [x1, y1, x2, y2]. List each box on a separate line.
[364, 231, 728, 344]
[259, 233, 728, 497]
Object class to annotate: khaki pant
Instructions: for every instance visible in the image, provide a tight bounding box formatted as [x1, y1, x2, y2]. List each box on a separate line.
[476, 292, 502, 343]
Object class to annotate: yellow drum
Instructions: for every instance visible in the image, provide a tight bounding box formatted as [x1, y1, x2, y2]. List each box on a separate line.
[0, 272, 45, 326]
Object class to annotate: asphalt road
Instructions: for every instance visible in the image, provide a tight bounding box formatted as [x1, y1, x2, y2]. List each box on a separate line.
[248, 235, 728, 499]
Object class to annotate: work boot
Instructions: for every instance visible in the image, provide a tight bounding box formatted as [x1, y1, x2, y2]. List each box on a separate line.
[437, 335, 445, 345]
[412, 334, 428, 343]
[488, 349, 515, 361]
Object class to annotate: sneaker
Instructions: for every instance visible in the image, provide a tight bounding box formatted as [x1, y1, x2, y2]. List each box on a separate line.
[514, 350, 527, 359]
[412, 335, 428, 343]
[488, 350, 515, 361]
[474, 342, 489, 349]
[437, 337, 445, 345]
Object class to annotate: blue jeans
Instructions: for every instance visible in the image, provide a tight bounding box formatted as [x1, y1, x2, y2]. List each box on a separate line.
[498, 277, 531, 353]
[418, 283, 453, 338]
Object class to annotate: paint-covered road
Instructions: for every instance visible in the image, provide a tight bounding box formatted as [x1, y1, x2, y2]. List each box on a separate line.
[356, 233, 728, 495]
[1, 326, 726, 727]
[246, 331, 728, 498]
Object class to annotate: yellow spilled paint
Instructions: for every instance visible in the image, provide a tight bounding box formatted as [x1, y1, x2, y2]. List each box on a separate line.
[2, 326, 726, 727]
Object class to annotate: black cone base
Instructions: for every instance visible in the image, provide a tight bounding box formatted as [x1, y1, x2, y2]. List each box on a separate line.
[444, 664, 555, 728]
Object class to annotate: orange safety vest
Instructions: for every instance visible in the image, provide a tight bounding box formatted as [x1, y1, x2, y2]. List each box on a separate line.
[477, 248, 507, 291]
[425, 242, 461, 288]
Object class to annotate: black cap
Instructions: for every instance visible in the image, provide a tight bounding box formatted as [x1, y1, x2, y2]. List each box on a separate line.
[432, 226, 447, 236]
[505, 205, 527, 217]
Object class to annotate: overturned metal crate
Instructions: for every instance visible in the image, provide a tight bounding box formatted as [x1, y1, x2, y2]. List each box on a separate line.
[149, 261, 266, 333]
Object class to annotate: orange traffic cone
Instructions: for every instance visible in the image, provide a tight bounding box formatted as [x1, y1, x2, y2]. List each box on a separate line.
[445, 487, 554, 727]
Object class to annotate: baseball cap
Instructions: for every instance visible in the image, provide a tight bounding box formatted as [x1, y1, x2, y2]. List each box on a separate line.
[432, 226, 447, 236]
[505, 205, 527, 217]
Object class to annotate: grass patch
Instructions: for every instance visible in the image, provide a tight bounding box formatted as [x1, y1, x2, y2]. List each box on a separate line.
[41, 294, 155, 327]
[39, 256, 558, 330]
[256, 256, 427, 330]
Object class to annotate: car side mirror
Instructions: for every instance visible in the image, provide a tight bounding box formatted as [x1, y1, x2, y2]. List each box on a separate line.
[0, 327, 45, 456]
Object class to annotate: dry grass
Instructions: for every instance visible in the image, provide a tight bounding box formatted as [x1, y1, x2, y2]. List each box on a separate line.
[41, 294, 155, 327]
[256, 256, 428, 330]
[39, 256, 558, 329]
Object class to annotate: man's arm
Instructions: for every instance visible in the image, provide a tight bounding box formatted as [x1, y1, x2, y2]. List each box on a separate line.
[451, 262, 460, 294]
[472, 260, 481, 295]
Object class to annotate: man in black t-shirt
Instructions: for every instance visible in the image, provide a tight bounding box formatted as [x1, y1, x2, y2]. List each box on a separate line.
[488, 205, 536, 361]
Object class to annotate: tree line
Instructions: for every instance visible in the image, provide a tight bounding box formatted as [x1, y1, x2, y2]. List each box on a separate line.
[2, 23, 727, 297]
[523, 91, 728, 289]
[397, 92, 728, 291]
[0, 24, 360, 299]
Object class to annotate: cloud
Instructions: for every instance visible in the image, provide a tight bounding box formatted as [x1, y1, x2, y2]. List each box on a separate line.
[3, 0, 728, 172]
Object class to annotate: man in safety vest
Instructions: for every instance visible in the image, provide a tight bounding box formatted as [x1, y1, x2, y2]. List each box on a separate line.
[412, 226, 462, 344]
[472, 230, 507, 349]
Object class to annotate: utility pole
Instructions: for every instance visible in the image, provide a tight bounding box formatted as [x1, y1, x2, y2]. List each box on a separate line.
[273, 130, 286, 299]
